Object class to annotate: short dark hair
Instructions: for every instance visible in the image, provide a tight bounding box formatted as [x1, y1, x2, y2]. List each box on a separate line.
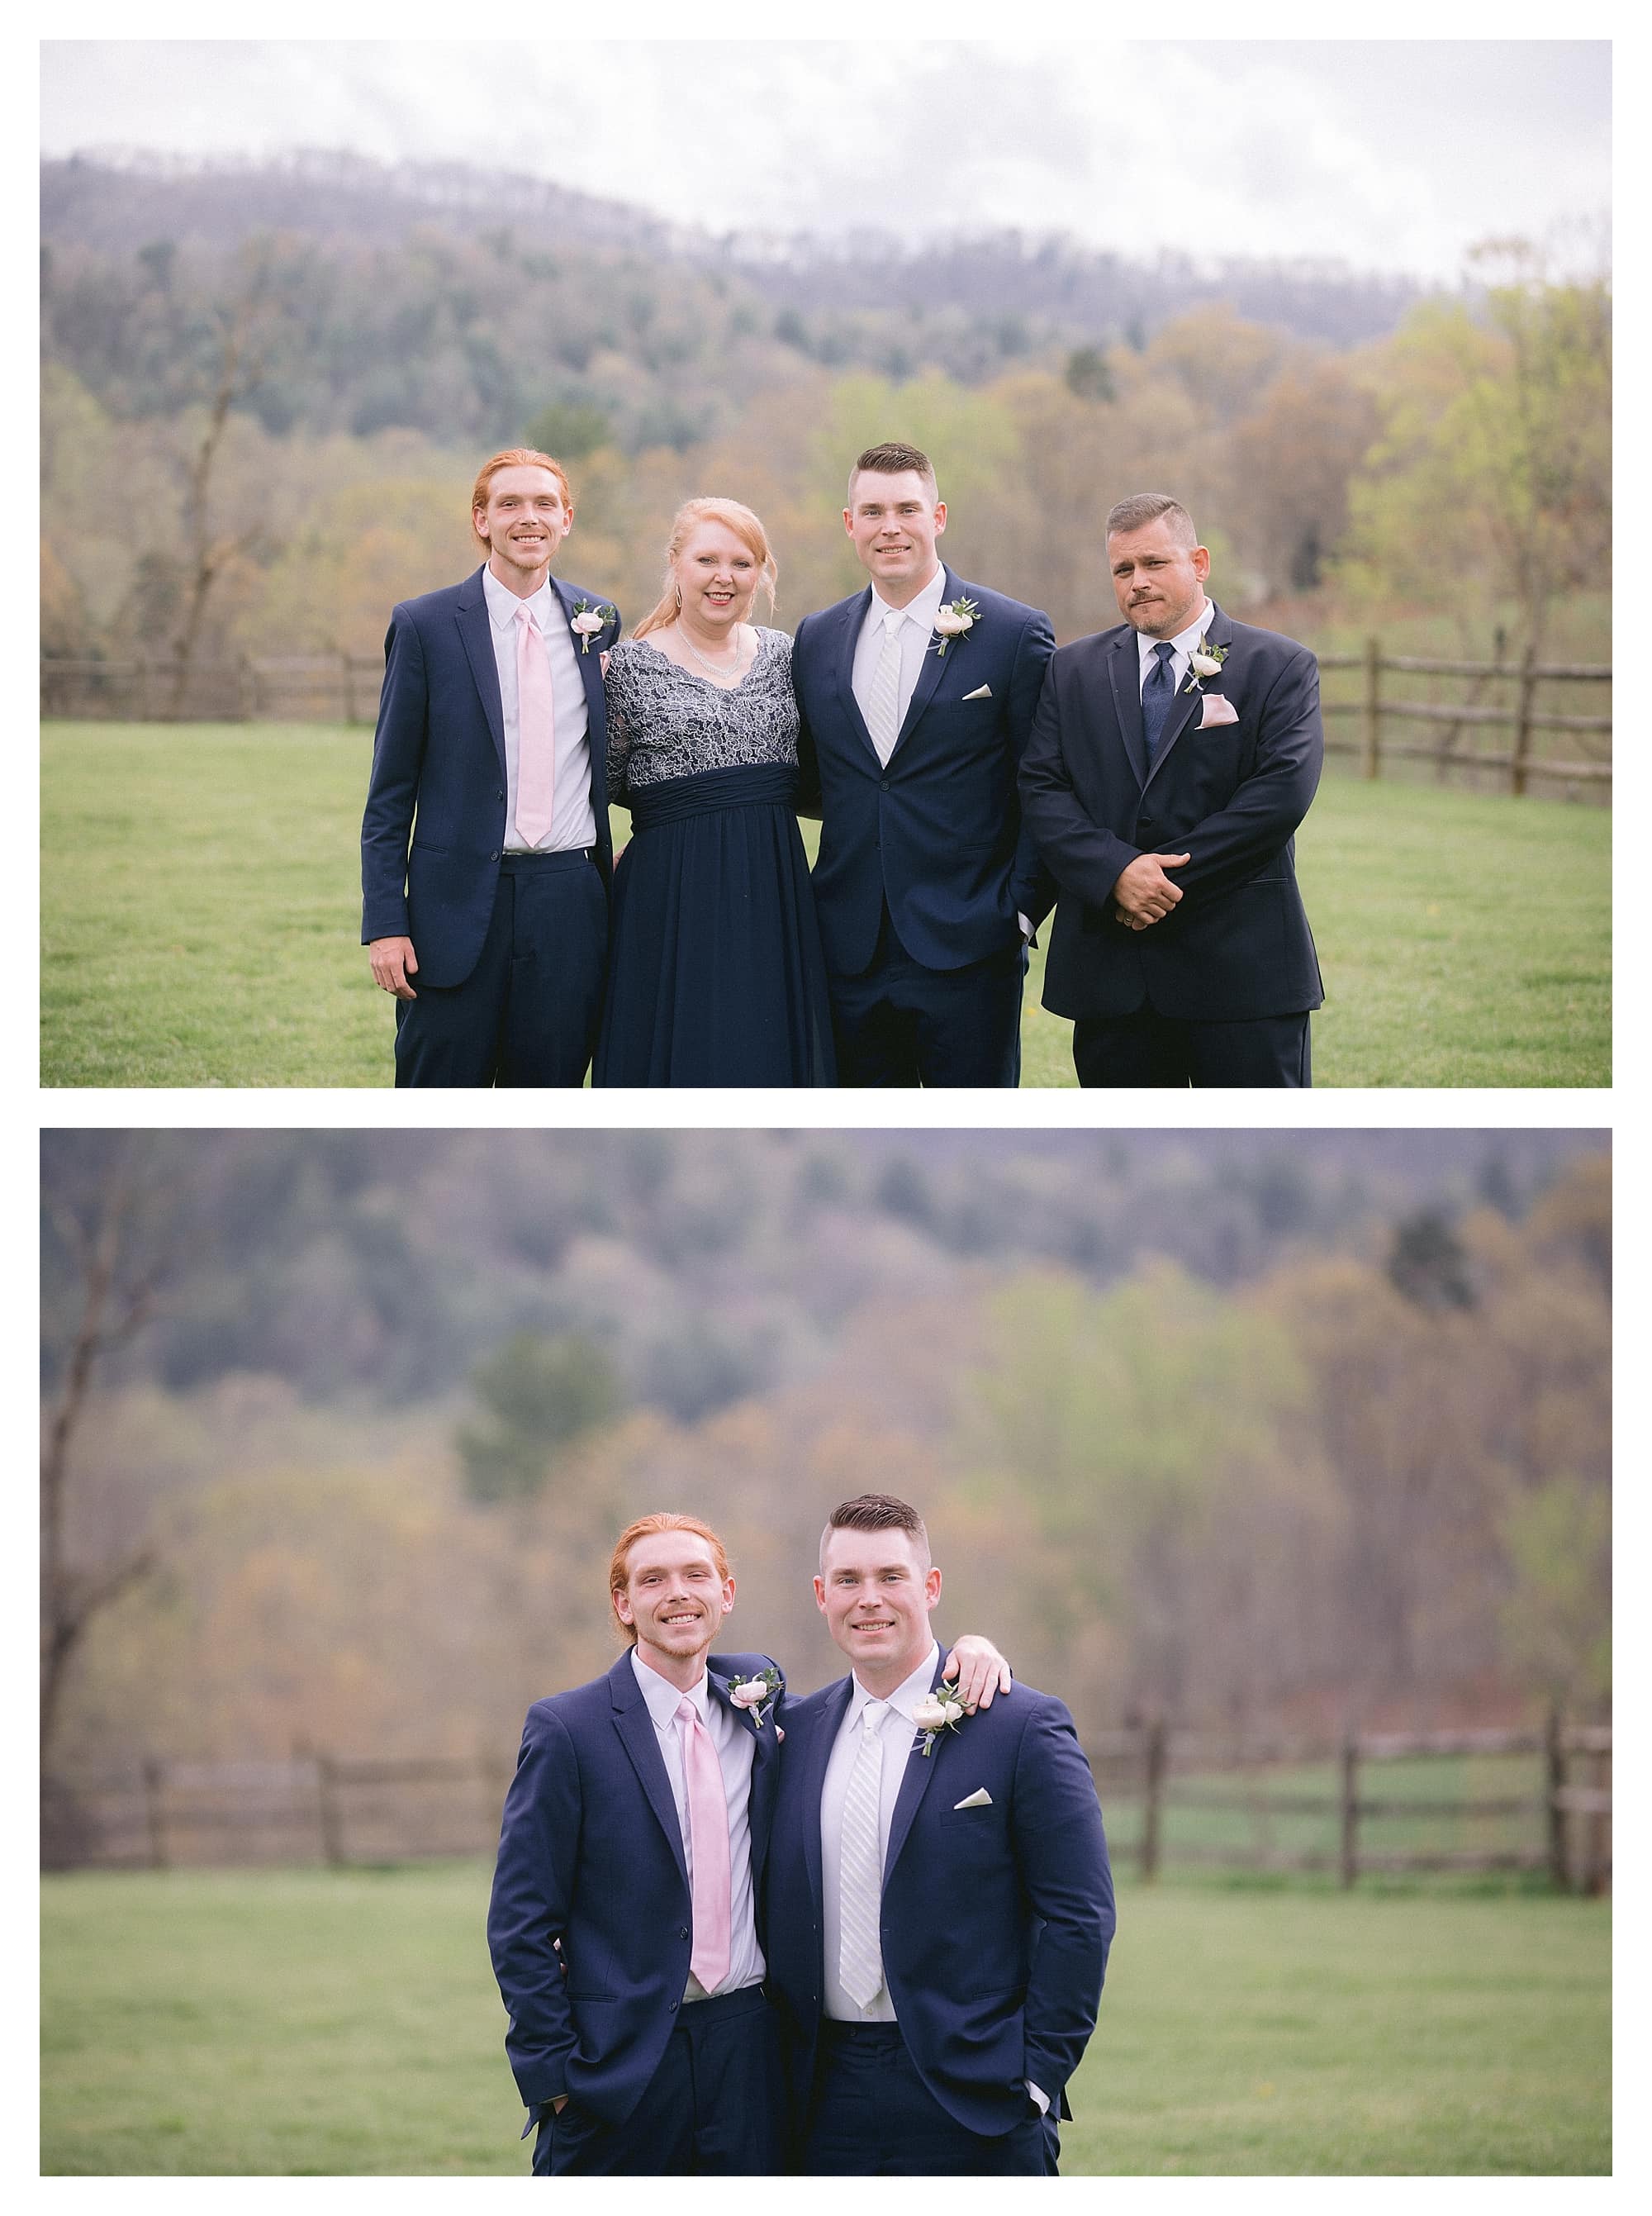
[820, 1492, 931, 1570]
[847, 442, 938, 506]
[1105, 492, 1198, 546]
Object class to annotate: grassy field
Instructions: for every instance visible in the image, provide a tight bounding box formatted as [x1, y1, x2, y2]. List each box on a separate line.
[40, 720, 1610, 1087]
[40, 1862, 1608, 2175]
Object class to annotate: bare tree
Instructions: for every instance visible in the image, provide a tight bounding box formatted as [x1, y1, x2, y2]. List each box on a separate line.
[165, 242, 287, 715]
[40, 1140, 178, 1771]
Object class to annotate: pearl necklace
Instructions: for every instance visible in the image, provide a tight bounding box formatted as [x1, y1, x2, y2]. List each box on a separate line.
[678, 625, 747, 682]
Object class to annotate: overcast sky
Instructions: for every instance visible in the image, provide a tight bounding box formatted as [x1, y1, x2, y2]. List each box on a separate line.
[40, 37, 1610, 282]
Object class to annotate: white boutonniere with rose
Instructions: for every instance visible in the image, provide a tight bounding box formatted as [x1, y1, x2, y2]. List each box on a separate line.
[570, 599, 618, 654]
[911, 1687, 969, 1757]
[1183, 635, 1238, 726]
[727, 1666, 783, 1729]
[931, 597, 980, 658]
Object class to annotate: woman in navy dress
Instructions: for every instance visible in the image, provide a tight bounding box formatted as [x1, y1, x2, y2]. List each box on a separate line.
[593, 498, 836, 1087]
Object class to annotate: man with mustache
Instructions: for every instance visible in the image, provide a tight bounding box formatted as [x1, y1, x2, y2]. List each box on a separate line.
[361, 448, 621, 1086]
[487, 1511, 1010, 2174]
[1020, 493, 1324, 1087]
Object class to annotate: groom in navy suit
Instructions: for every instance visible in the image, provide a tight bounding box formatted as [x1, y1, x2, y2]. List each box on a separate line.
[360, 447, 621, 1087]
[765, 1494, 1113, 2176]
[1019, 492, 1323, 1087]
[487, 1510, 1011, 2174]
[792, 441, 1055, 1086]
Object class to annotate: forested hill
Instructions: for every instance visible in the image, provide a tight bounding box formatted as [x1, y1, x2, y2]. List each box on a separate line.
[42, 1129, 1602, 1420]
[41, 150, 1427, 449]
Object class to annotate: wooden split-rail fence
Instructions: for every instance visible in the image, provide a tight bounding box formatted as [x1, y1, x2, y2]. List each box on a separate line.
[42, 1715, 1610, 1893]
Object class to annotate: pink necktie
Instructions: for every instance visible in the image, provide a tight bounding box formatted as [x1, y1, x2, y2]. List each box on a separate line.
[676, 1696, 732, 1994]
[513, 601, 557, 848]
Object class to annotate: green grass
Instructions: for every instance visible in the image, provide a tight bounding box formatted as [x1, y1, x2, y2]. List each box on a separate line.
[40, 1863, 1608, 2174]
[40, 722, 1609, 1087]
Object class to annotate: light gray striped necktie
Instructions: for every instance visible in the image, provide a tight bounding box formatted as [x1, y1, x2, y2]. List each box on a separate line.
[838, 1702, 887, 2009]
[867, 611, 904, 765]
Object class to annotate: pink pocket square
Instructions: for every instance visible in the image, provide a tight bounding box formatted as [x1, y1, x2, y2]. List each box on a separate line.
[1199, 693, 1238, 728]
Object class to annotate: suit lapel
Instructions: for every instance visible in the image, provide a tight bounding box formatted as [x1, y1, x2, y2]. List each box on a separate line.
[803, 1677, 854, 1925]
[887, 567, 953, 759]
[552, 575, 608, 739]
[455, 567, 507, 781]
[1142, 600, 1232, 797]
[610, 1655, 689, 1886]
[883, 1650, 952, 1883]
[1107, 630, 1149, 791]
[707, 1662, 780, 1886]
[829, 587, 883, 767]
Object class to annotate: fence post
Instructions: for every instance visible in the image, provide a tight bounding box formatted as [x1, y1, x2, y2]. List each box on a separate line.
[237, 655, 257, 723]
[1545, 1706, 1568, 1891]
[1140, 1718, 1166, 1883]
[1511, 640, 1539, 797]
[316, 1753, 346, 1867]
[341, 651, 356, 726]
[1361, 635, 1382, 780]
[142, 1757, 169, 1871]
[1339, 1734, 1360, 1889]
[1583, 1740, 1610, 1897]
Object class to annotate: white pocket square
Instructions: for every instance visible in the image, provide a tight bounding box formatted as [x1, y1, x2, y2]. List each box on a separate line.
[1198, 692, 1238, 727]
[962, 683, 992, 701]
[953, 1787, 994, 1809]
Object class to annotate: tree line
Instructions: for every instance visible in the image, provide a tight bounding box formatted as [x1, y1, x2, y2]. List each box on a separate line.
[42, 1133, 1607, 1776]
[40, 160, 1608, 687]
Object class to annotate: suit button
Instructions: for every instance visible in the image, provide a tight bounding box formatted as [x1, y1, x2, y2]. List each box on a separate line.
[677, 1926, 689, 1941]
[491, 849, 501, 861]
[879, 778, 889, 791]
[667, 2000, 678, 2013]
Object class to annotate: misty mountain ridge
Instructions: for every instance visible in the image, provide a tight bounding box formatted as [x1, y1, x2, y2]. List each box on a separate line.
[41, 148, 1429, 353]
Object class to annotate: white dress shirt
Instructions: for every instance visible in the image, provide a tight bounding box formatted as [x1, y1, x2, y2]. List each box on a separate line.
[819, 1643, 939, 2020]
[481, 564, 598, 854]
[629, 1649, 765, 1999]
[1136, 594, 1215, 702]
[851, 564, 951, 762]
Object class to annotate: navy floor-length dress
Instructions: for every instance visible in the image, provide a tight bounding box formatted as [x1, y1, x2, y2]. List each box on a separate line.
[592, 629, 836, 1087]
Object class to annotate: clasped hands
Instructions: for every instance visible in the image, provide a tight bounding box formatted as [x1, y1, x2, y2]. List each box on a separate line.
[1112, 852, 1189, 931]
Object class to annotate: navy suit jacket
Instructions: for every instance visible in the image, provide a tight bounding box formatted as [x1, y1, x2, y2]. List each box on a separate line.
[1019, 601, 1324, 1022]
[360, 565, 622, 989]
[765, 1652, 1113, 2141]
[487, 1649, 784, 2128]
[792, 566, 1056, 975]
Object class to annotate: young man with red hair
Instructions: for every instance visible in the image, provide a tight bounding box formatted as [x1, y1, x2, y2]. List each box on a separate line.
[487, 1511, 1010, 2174]
[360, 449, 622, 1086]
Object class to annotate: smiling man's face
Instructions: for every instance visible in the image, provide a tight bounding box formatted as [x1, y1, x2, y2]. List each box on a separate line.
[814, 1524, 941, 1695]
[474, 463, 572, 591]
[613, 1530, 734, 1676]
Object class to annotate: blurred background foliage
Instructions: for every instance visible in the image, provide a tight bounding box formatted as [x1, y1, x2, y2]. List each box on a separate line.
[40, 155, 1609, 672]
[40, 1130, 1609, 1773]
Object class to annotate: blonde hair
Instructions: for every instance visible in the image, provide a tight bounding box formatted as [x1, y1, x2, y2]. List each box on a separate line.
[634, 497, 778, 640]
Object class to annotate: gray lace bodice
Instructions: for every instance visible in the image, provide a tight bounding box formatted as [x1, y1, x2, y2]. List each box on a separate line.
[604, 627, 798, 799]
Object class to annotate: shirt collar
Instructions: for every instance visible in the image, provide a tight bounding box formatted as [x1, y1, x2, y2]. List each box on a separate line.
[1137, 595, 1213, 673]
[631, 1647, 710, 1730]
[850, 1641, 940, 1726]
[483, 562, 556, 632]
[871, 563, 948, 636]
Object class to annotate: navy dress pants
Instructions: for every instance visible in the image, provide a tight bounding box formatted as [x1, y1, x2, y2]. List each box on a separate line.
[828, 904, 1025, 1087]
[1073, 1006, 1312, 1088]
[800, 2021, 1058, 2176]
[531, 1986, 785, 2176]
[394, 849, 606, 1088]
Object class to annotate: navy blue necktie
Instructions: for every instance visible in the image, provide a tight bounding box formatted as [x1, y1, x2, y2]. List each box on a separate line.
[1142, 640, 1178, 761]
